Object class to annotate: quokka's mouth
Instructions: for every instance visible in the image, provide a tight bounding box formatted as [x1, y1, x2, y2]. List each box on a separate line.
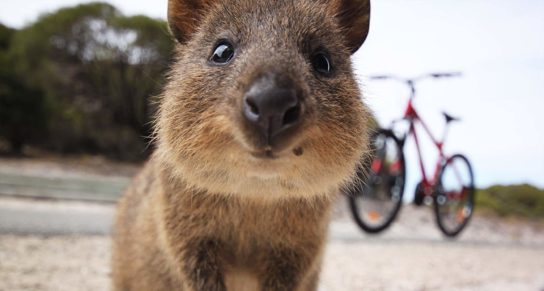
[250, 149, 278, 159]
[249, 145, 304, 160]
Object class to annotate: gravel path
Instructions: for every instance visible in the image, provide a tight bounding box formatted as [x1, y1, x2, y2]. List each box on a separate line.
[1, 232, 543, 291]
[1, 158, 543, 290]
[321, 239, 544, 291]
[1, 198, 543, 291]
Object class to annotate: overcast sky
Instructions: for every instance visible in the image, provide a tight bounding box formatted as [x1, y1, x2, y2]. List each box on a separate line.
[1, 0, 543, 194]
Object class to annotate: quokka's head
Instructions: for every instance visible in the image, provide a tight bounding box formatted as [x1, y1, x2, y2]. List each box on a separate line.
[157, 0, 371, 200]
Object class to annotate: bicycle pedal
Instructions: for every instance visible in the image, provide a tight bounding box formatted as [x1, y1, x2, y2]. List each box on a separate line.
[413, 182, 425, 206]
[413, 194, 424, 206]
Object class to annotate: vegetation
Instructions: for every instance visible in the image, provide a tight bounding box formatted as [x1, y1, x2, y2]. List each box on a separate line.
[477, 184, 544, 220]
[0, 24, 49, 154]
[0, 2, 174, 160]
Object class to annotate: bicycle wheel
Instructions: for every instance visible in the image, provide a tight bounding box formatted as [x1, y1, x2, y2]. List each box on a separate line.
[434, 154, 475, 237]
[347, 129, 405, 233]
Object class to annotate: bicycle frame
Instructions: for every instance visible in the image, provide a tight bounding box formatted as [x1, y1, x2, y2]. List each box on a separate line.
[400, 97, 448, 196]
[370, 73, 467, 199]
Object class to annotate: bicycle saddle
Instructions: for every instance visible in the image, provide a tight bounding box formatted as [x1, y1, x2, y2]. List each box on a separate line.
[443, 112, 460, 123]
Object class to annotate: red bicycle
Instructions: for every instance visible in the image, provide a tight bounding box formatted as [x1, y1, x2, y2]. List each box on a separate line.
[347, 73, 475, 237]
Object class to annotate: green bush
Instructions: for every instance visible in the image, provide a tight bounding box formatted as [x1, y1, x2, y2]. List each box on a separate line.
[477, 184, 544, 219]
[0, 23, 49, 153]
[2, 3, 174, 160]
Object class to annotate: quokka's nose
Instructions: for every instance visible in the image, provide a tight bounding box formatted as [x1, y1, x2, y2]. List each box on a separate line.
[243, 74, 302, 144]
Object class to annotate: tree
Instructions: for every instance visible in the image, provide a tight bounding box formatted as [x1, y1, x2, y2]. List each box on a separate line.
[0, 23, 48, 154]
[8, 2, 174, 160]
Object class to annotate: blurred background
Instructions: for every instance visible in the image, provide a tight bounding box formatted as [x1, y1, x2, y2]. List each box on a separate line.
[0, 1, 543, 290]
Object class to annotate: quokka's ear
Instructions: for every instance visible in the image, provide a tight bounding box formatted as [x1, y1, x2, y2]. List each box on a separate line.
[168, 0, 216, 44]
[333, 0, 371, 54]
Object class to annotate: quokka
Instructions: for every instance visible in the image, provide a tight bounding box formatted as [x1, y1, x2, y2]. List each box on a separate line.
[112, 0, 371, 290]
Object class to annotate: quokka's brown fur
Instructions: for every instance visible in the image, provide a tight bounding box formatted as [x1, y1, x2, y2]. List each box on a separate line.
[112, 0, 371, 290]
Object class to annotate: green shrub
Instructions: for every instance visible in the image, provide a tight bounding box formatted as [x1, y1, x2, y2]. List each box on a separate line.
[0, 23, 49, 153]
[477, 184, 544, 219]
[3, 3, 173, 160]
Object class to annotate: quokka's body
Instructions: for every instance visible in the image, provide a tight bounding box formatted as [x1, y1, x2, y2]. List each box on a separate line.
[112, 0, 371, 290]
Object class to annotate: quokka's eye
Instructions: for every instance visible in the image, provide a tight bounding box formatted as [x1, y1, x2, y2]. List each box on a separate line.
[311, 52, 332, 76]
[210, 41, 235, 64]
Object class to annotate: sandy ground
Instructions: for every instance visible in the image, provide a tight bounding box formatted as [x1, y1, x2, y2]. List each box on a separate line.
[1, 231, 543, 291]
[1, 198, 543, 291]
[1, 157, 543, 290]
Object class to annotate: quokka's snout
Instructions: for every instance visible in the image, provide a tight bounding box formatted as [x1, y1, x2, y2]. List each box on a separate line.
[241, 70, 309, 155]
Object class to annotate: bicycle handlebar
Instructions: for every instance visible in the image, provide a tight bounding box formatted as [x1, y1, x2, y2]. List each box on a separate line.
[368, 72, 462, 98]
[429, 72, 462, 79]
[369, 72, 462, 82]
[368, 75, 392, 80]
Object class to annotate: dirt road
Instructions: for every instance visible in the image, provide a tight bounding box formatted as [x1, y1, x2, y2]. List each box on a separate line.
[1, 197, 543, 291]
[1, 230, 543, 291]
[0, 158, 543, 290]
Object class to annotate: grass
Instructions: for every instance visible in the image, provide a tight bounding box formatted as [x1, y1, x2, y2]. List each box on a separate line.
[476, 184, 544, 220]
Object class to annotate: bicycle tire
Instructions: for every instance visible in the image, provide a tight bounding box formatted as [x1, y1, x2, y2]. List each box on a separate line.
[433, 154, 475, 237]
[347, 129, 406, 233]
